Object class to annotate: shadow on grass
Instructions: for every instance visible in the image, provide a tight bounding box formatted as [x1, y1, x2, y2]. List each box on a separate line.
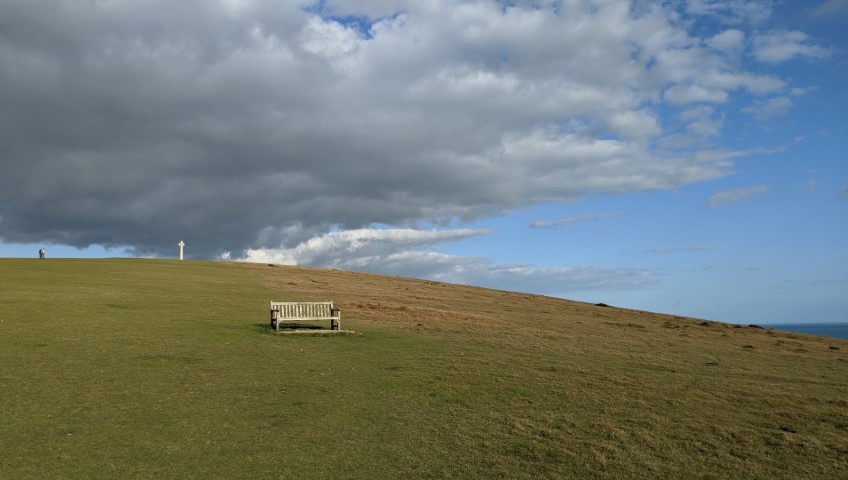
[252, 322, 359, 336]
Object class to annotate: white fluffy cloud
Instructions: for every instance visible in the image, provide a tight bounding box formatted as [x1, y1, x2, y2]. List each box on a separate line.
[685, 0, 773, 24]
[530, 211, 625, 229]
[752, 31, 830, 63]
[707, 185, 770, 208]
[811, 0, 848, 17]
[233, 227, 656, 294]
[741, 96, 793, 120]
[681, 106, 725, 138]
[236, 228, 490, 266]
[706, 29, 745, 56]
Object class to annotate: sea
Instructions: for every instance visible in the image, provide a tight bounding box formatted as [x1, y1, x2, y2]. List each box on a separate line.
[763, 322, 848, 340]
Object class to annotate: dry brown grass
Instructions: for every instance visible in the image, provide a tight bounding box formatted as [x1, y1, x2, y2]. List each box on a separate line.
[247, 262, 848, 478]
[250, 261, 845, 355]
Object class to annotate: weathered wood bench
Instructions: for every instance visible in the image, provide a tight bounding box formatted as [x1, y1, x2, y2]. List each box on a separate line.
[269, 301, 341, 331]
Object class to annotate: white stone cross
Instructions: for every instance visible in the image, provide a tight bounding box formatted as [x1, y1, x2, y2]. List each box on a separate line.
[178, 240, 185, 261]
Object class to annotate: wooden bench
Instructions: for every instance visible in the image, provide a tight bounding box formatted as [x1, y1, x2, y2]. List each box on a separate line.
[270, 301, 341, 331]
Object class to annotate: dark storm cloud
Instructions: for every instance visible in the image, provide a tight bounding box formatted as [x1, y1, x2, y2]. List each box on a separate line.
[0, 0, 780, 257]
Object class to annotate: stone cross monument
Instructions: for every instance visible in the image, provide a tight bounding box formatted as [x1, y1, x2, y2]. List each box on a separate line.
[178, 240, 185, 261]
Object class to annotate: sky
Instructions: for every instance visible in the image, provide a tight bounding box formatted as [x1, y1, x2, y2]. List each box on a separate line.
[1, 0, 846, 325]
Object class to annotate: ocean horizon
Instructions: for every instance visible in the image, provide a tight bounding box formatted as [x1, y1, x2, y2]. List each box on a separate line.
[763, 322, 848, 340]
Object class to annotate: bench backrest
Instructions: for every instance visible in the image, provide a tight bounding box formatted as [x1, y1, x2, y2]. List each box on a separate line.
[270, 301, 336, 319]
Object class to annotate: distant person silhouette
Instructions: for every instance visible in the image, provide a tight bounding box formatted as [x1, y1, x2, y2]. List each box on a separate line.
[39, 248, 45, 259]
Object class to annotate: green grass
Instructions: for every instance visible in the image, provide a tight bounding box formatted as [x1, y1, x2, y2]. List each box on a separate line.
[1, 258, 846, 479]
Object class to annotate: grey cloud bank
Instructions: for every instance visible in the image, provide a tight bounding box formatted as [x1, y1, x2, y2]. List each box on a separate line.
[0, 0, 790, 259]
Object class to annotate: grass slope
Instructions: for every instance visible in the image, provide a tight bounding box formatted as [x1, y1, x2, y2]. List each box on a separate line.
[1, 258, 845, 479]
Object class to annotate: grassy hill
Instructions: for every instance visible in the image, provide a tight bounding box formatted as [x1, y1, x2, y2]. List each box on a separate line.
[1, 258, 845, 479]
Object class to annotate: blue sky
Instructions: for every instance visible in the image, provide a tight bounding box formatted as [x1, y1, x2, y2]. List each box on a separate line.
[1, 0, 846, 325]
